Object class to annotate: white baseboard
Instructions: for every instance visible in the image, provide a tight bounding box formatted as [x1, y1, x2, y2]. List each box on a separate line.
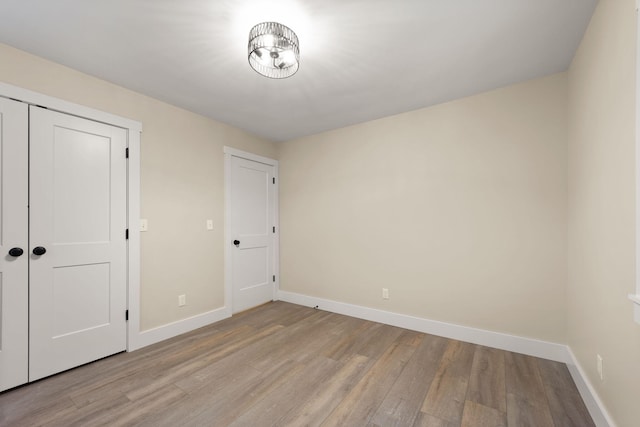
[566, 348, 616, 427]
[277, 290, 568, 362]
[277, 290, 613, 427]
[128, 306, 231, 351]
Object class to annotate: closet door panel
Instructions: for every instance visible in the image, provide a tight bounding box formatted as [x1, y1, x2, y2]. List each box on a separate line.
[29, 107, 127, 381]
[0, 98, 28, 392]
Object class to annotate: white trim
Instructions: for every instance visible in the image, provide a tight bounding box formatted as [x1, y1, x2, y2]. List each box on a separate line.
[635, 2, 640, 324]
[273, 163, 280, 301]
[132, 307, 231, 350]
[0, 80, 143, 353]
[277, 290, 568, 362]
[566, 348, 617, 427]
[223, 146, 279, 167]
[224, 152, 233, 312]
[223, 147, 279, 315]
[126, 130, 143, 351]
[0, 81, 141, 132]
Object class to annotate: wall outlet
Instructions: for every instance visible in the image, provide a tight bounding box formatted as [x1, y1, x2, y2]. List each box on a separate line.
[382, 288, 389, 300]
[597, 354, 604, 381]
[140, 218, 148, 232]
[178, 294, 186, 307]
[206, 219, 213, 230]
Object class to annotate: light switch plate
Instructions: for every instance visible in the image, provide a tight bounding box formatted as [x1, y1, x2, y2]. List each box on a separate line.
[206, 219, 213, 230]
[140, 219, 148, 232]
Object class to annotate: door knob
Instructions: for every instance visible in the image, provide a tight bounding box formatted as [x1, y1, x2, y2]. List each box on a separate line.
[33, 246, 47, 256]
[233, 240, 240, 246]
[8, 247, 24, 257]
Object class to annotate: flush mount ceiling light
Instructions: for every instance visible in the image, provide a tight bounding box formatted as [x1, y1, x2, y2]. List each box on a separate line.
[248, 22, 299, 79]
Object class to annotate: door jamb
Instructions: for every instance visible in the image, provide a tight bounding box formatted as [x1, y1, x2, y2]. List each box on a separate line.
[223, 146, 279, 314]
[0, 81, 143, 352]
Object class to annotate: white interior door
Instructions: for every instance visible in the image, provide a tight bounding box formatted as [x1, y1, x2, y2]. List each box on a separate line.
[0, 98, 28, 392]
[29, 107, 128, 381]
[230, 156, 275, 313]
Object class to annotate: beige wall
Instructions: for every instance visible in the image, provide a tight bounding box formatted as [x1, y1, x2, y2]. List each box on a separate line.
[278, 73, 568, 343]
[567, 0, 640, 425]
[0, 43, 276, 331]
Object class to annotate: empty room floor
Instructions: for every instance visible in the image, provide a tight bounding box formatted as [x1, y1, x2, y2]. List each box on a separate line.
[0, 301, 593, 426]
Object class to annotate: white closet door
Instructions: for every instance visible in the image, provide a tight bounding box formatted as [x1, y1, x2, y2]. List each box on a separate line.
[29, 107, 127, 381]
[0, 98, 28, 392]
[230, 156, 275, 313]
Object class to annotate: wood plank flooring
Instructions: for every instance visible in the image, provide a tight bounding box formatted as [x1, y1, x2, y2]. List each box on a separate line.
[0, 301, 594, 427]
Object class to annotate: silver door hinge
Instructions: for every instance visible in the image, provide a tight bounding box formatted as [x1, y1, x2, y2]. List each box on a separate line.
[273, 177, 275, 184]
[273, 226, 276, 233]
[126, 229, 129, 239]
[273, 275, 276, 282]
[126, 310, 129, 321]
[126, 147, 129, 158]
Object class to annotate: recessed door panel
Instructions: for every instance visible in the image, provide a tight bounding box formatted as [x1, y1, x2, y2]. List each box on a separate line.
[53, 127, 111, 244]
[236, 166, 269, 235]
[236, 246, 269, 289]
[0, 98, 28, 392]
[231, 156, 275, 313]
[52, 263, 111, 337]
[29, 107, 127, 381]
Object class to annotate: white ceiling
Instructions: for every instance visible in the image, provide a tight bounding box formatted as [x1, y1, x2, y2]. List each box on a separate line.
[0, 0, 597, 142]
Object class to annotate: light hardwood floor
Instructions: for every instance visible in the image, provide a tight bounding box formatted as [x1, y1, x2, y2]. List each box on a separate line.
[0, 301, 594, 426]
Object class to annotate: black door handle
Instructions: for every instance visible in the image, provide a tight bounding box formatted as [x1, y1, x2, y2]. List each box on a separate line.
[33, 246, 47, 256]
[8, 247, 24, 257]
[233, 240, 240, 247]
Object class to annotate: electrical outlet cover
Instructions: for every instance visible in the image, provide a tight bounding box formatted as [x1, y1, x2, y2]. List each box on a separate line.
[597, 354, 603, 380]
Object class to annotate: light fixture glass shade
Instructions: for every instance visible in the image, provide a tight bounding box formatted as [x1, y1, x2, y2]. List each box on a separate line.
[248, 22, 299, 79]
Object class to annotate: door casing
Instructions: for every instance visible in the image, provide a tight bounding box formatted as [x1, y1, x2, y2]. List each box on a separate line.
[0, 81, 143, 352]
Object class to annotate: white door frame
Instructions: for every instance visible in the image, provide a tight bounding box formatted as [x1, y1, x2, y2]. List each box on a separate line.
[632, 3, 640, 323]
[0, 81, 143, 352]
[224, 146, 279, 313]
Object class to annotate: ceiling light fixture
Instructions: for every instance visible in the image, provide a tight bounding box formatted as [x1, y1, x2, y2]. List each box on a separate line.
[248, 22, 299, 79]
